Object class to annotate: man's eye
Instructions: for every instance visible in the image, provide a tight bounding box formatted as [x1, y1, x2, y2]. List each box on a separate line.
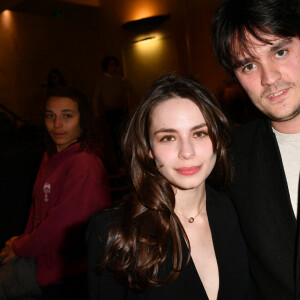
[243, 63, 256, 72]
[160, 135, 175, 142]
[275, 49, 287, 57]
[45, 114, 54, 119]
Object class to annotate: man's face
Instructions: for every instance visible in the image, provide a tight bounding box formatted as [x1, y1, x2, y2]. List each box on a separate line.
[233, 35, 300, 126]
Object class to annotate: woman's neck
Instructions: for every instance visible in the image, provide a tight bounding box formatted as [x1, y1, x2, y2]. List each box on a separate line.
[174, 184, 206, 217]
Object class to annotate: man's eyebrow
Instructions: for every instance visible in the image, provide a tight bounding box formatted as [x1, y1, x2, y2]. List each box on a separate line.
[270, 39, 292, 52]
[234, 57, 254, 68]
[233, 39, 293, 69]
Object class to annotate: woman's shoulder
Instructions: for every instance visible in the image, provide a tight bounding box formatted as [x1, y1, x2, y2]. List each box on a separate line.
[206, 184, 231, 204]
[56, 147, 107, 178]
[206, 184, 238, 221]
[86, 208, 119, 244]
[68, 148, 102, 165]
[89, 208, 116, 231]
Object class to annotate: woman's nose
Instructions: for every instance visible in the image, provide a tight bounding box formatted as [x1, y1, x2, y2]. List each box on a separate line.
[54, 117, 62, 128]
[178, 139, 195, 160]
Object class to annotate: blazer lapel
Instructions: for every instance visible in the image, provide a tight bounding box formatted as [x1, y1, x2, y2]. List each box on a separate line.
[258, 120, 296, 249]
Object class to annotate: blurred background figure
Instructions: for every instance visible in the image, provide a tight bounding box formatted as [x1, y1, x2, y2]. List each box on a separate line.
[0, 86, 111, 300]
[46, 69, 66, 90]
[92, 56, 132, 174]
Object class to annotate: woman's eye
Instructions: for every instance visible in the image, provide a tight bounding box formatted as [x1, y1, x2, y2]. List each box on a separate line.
[160, 135, 175, 142]
[243, 63, 256, 73]
[194, 131, 207, 138]
[275, 49, 287, 57]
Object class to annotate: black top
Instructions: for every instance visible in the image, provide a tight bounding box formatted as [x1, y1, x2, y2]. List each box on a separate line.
[86, 185, 253, 299]
[229, 118, 297, 299]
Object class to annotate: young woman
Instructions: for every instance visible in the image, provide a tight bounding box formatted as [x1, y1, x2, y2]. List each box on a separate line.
[0, 86, 111, 299]
[86, 73, 253, 299]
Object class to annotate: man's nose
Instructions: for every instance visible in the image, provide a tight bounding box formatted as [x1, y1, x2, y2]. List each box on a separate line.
[261, 63, 282, 86]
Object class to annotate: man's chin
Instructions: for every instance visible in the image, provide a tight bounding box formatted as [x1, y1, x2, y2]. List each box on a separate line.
[268, 112, 300, 123]
[265, 106, 300, 123]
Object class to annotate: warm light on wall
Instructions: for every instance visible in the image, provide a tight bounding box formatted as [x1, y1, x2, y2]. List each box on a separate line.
[123, 15, 169, 33]
[132, 36, 155, 44]
[131, 8, 155, 22]
[1, 10, 13, 29]
[131, 32, 163, 44]
[132, 36, 164, 55]
[124, 2, 160, 24]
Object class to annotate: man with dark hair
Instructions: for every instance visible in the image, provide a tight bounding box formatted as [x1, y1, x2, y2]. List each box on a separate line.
[212, 0, 300, 298]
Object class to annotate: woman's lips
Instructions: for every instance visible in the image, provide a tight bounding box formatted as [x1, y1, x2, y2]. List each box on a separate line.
[52, 133, 65, 138]
[175, 166, 201, 176]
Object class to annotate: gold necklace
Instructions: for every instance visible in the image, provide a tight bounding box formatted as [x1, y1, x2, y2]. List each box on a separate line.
[176, 201, 206, 223]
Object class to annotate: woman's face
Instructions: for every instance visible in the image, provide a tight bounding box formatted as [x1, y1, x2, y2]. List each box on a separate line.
[149, 97, 216, 192]
[45, 96, 82, 152]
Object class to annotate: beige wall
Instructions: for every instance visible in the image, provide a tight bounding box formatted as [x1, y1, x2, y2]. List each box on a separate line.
[183, 0, 231, 93]
[0, 7, 121, 124]
[0, 0, 230, 125]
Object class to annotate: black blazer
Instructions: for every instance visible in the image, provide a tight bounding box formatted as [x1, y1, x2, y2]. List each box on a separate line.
[229, 118, 297, 299]
[86, 185, 253, 299]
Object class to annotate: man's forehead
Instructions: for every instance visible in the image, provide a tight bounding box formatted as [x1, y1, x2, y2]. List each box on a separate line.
[231, 31, 290, 65]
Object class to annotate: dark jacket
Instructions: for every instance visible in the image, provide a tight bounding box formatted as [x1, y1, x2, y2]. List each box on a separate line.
[229, 118, 297, 299]
[86, 185, 253, 299]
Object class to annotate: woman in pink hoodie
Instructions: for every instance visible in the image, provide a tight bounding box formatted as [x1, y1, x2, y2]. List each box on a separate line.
[0, 86, 111, 300]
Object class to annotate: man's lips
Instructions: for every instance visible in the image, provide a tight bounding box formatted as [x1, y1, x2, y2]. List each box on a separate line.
[267, 88, 289, 100]
[175, 166, 201, 176]
[261, 82, 295, 100]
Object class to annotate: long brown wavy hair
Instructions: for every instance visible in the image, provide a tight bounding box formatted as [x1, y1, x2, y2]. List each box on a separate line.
[100, 73, 232, 291]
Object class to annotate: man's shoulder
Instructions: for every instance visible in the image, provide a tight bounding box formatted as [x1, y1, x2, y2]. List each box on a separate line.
[234, 118, 267, 136]
[232, 118, 270, 147]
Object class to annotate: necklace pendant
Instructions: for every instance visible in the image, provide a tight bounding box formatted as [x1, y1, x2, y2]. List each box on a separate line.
[188, 217, 194, 223]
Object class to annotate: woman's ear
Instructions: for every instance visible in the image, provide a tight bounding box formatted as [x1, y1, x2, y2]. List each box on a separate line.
[149, 149, 154, 159]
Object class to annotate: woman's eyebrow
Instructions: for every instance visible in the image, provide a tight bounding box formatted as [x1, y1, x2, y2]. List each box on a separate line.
[154, 128, 176, 135]
[154, 123, 207, 135]
[191, 123, 207, 131]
